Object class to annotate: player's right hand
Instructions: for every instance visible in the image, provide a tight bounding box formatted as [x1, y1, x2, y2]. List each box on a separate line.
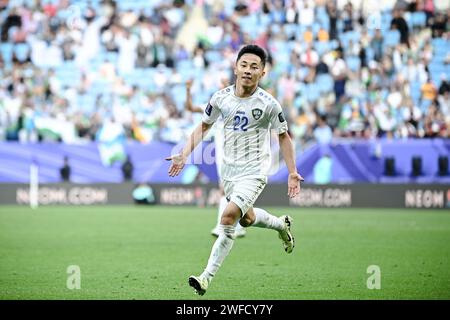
[165, 154, 186, 177]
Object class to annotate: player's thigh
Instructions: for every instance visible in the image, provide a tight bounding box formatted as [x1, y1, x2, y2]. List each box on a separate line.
[228, 176, 267, 218]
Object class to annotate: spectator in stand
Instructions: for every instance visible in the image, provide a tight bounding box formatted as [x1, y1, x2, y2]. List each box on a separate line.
[300, 43, 319, 68]
[417, 0, 435, 26]
[331, 49, 348, 103]
[317, 27, 329, 42]
[438, 74, 450, 96]
[313, 115, 333, 145]
[430, 11, 447, 38]
[303, 27, 313, 44]
[326, 2, 338, 41]
[421, 78, 438, 102]
[0, 0, 448, 146]
[391, 9, 410, 45]
[371, 29, 384, 62]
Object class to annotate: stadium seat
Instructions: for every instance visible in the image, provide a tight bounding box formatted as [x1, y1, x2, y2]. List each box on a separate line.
[311, 22, 321, 37]
[314, 41, 331, 56]
[365, 47, 375, 62]
[329, 39, 339, 50]
[340, 30, 360, 48]
[409, 81, 422, 106]
[259, 14, 272, 28]
[204, 50, 222, 64]
[411, 12, 427, 28]
[306, 83, 320, 102]
[346, 56, 361, 72]
[0, 43, 13, 62]
[283, 23, 297, 39]
[170, 84, 187, 111]
[432, 38, 449, 50]
[419, 99, 432, 113]
[337, 19, 344, 33]
[432, 41, 449, 59]
[381, 11, 392, 32]
[316, 74, 333, 93]
[14, 43, 30, 62]
[383, 30, 400, 47]
[315, 6, 330, 30]
[239, 15, 259, 39]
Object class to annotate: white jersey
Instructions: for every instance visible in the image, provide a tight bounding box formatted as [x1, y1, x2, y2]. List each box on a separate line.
[200, 104, 225, 179]
[202, 85, 288, 181]
[213, 119, 224, 179]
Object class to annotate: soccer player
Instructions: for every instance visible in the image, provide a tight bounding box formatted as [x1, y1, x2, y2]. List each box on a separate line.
[184, 78, 247, 238]
[166, 44, 303, 296]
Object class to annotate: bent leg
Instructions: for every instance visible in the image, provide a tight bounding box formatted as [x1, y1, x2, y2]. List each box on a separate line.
[241, 207, 285, 232]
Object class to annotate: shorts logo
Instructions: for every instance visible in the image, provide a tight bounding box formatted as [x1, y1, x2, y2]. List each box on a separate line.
[205, 103, 212, 116]
[252, 108, 263, 120]
[236, 195, 244, 202]
[278, 112, 285, 123]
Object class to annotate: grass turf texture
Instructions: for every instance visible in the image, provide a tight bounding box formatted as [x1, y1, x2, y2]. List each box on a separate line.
[0, 205, 449, 300]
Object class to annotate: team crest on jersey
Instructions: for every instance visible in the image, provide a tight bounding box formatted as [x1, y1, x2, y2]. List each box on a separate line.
[252, 108, 263, 120]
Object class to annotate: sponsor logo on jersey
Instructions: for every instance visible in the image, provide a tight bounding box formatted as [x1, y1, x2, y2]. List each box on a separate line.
[205, 103, 212, 116]
[278, 112, 285, 123]
[252, 108, 263, 120]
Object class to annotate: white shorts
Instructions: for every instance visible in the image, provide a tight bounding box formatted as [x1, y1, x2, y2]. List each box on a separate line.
[223, 175, 267, 217]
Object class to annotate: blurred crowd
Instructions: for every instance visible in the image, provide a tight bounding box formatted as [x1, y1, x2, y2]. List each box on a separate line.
[0, 0, 449, 149]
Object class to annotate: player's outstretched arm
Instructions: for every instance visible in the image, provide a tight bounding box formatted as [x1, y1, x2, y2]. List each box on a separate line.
[185, 79, 203, 113]
[165, 121, 212, 177]
[278, 132, 304, 198]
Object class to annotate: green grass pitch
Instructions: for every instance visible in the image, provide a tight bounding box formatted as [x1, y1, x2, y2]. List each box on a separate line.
[0, 205, 449, 300]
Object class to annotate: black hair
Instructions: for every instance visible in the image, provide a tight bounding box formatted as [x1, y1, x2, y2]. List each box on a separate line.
[236, 44, 267, 67]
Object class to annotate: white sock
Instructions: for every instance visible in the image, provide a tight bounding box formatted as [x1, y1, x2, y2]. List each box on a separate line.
[251, 208, 285, 232]
[214, 196, 228, 229]
[201, 224, 235, 280]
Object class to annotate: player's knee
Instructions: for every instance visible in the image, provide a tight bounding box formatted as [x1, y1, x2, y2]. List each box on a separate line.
[220, 212, 237, 225]
[221, 203, 241, 225]
[239, 215, 252, 227]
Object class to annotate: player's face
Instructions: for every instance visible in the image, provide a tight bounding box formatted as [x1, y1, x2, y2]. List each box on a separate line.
[234, 53, 266, 88]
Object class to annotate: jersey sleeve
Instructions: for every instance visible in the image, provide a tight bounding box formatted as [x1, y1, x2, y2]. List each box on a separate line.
[202, 92, 221, 124]
[269, 100, 288, 134]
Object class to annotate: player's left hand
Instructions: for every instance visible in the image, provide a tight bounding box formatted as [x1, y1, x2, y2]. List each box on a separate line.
[287, 172, 304, 198]
[165, 154, 186, 177]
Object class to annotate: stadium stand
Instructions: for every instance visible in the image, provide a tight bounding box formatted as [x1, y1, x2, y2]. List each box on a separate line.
[0, 0, 448, 183]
